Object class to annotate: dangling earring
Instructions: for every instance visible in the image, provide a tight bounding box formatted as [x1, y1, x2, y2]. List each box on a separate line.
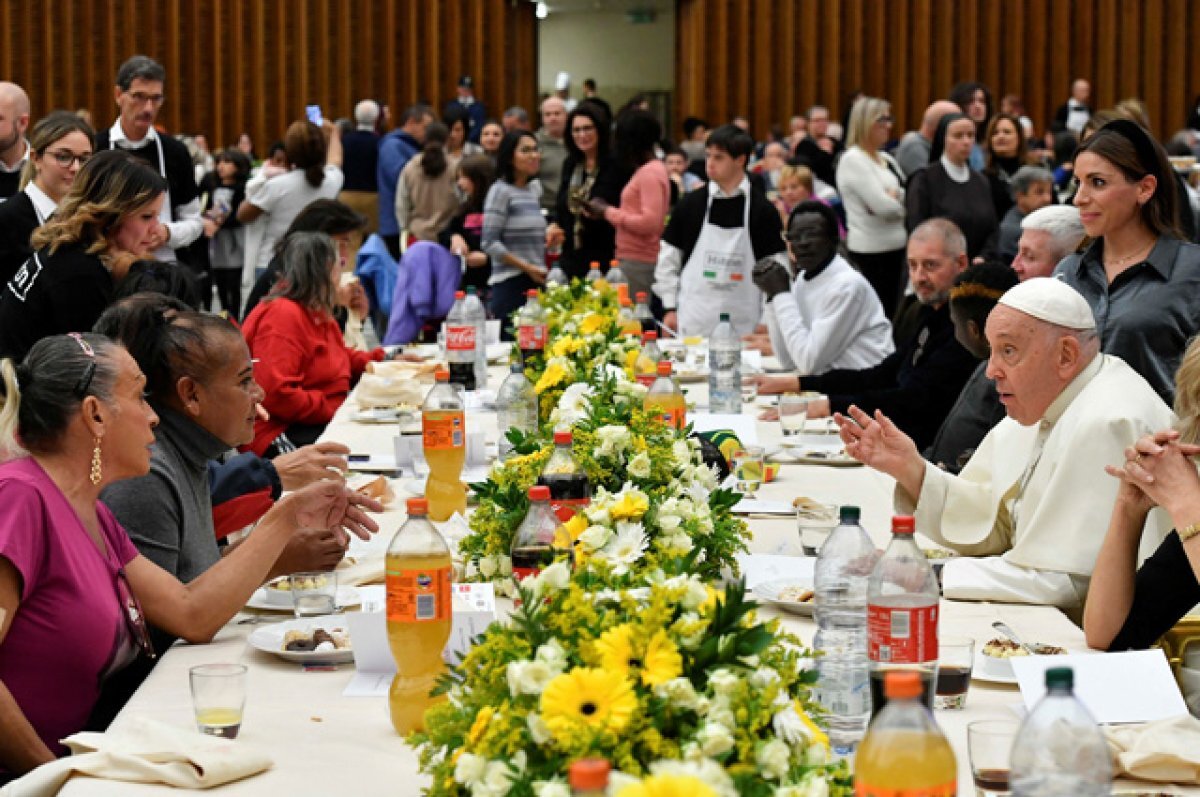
[90, 437, 103, 486]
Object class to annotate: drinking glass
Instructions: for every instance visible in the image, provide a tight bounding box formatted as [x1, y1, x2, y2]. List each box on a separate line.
[934, 636, 975, 710]
[967, 720, 1018, 796]
[740, 368, 759, 406]
[778, 393, 809, 437]
[732, 446, 765, 497]
[796, 499, 838, 556]
[190, 663, 247, 739]
[290, 571, 338, 618]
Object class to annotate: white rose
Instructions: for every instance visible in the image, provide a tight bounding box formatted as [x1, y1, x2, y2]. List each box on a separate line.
[672, 439, 694, 466]
[533, 781, 570, 797]
[482, 760, 516, 795]
[578, 524, 612, 551]
[506, 660, 556, 696]
[708, 669, 740, 697]
[454, 752, 487, 785]
[527, 712, 552, 745]
[657, 513, 681, 531]
[681, 579, 708, 610]
[696, 721, 736, 756]
[535, 639, 568, 671]
[771, 704, 805, 745]
[655, 676, 702, 710]
[607, 771, 642, 796]
[750, 667, 780, 689]
[707, 702, 736, 729]
[756, 739, 792, 781]
[478, 555, 498, 578]
[627, 451, 652, 479]
[540, 560, 571, 592]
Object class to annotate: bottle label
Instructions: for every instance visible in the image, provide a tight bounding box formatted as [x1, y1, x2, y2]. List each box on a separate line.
[854, 781, 956, 796]
[550, 497, 590, 524]
[518, 323, 547, 350]
[386, 566, 452, 623]
[636, 373, 657, 387]
[446, 325, 477, 351]
[867, 603, 938, 663]
[661, 408, 685, 429]
[423, 411, 465, 449]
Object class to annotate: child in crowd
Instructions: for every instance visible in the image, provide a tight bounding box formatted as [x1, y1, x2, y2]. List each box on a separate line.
[996, 166, 1054, 264]
[199, 148, 252, 316]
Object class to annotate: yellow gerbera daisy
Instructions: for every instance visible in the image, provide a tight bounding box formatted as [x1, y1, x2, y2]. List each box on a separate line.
[467, 705, 494, 746]
[535, 361, 568, 394]
[594, 626, 683, 688]
[550, 336, 583, 359]
[594, 624, 638, 674]
[641, 630, 683, 687]
[618, 774, 717, 797]
[540, 667, 637, 740]
[579, 313, 608, 335]
[610, 492, 649, 521]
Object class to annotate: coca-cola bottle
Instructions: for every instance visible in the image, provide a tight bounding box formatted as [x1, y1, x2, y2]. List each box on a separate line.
[443, 291, 477, 391]
[462, 287, 488, 391]
[537, 430, 591, 523]
[517, 289, 548, 365]
[510, 485, 570, 581]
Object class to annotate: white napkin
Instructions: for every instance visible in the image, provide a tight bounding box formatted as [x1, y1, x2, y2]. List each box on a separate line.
[1105, 713, 1200, 784]
[0, 717, 273, 796]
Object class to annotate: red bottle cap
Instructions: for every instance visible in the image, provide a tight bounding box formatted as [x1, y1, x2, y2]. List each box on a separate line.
[883, 671, 922, 699]
[589, 261, 600, 270]
[526, 289, 538, 298]
[568, 759, 611, 790]
[656, 361, 673, 376]
[435, 369, 450, 382]
[610, 259, 619, 268]
[636, 291, 648, 302]
[892, 515, 915, 535]
[455, 290, 465, 299]
[406, 498, 428, 515]
[553, 430, 573, 445]
[643, 330, 658, 341]
[528, 485, 551, 501]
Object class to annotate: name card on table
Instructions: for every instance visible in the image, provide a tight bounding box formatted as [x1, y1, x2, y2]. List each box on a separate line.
[1011, 648, 1189, 724]
[343, 583, 497, 698]
[690, 413, 759, 446]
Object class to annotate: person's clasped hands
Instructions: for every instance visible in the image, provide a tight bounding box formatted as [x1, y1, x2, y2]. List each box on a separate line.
[751, 259, 792, 300]
[1105, 429, 1200, 513]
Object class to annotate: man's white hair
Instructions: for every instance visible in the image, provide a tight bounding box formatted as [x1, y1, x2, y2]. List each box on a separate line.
[354, 100, 380, 128]
[1021, 205, 1085, 259]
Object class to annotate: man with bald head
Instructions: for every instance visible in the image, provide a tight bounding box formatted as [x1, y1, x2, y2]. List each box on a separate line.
[536, 96, 568, 214]
[836, 278, 1174, 611]
[0, 82, 31, 200]
[893, 99, 960, 178]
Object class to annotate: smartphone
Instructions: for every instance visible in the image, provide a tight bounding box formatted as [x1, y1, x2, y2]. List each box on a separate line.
[305, 104, 323, 126]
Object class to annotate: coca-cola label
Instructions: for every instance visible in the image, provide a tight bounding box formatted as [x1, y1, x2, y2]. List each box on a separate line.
[446, 325, 477, 351]
[867, 603, 938, 663]
[518, 323, 547, 351]
[550, 497, 589, 524]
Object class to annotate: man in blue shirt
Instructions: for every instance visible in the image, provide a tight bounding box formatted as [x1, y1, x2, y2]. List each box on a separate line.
[376, 103, 433, 258]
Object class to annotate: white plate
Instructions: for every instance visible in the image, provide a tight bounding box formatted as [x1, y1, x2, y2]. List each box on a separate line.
[973, 651, 1018, 685]
[753, 577, 815, 616]
[351, 408, 421, 432]
[674, 368, 708, 384]
[246, 585, 362, 612]
[248, 617, 355, 664]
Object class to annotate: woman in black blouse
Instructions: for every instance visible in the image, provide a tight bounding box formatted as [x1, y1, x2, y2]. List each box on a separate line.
[982, 112, 1027, 220]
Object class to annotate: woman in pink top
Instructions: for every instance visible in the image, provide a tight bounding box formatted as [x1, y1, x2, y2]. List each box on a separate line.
[0, 334, 381, 781]
[587, 109, 670, 301]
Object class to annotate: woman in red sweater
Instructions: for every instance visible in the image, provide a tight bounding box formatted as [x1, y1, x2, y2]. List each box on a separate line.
[586, 108, 670, 301]
[242, 231, 384, 456]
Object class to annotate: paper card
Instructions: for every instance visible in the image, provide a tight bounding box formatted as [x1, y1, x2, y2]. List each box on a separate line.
[736, 553, 815, 590]
[464, 389, 497, 412]
[690, 413, 759, 446]
[741, 350, 763, 372]
[485, 321, 502, 346]
[466, 430, 488, 468]
[446, 583, 498, 665]
[732, 498, 795, 515]
[392, 436, 428, 477]
[1011, 649, 1188, 724]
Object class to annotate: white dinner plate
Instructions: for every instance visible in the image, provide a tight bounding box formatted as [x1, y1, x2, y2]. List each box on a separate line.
[351, 408, 421, 432]
[972, 651, 1018, 685]
[248, 617, 355, 664]
[753, 577, 815, 616]
[673, 368, 708, 384]
[245, 585, 362, 612]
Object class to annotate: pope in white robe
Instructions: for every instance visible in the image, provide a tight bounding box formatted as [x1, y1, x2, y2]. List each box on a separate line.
[835, 278, 1174, 611]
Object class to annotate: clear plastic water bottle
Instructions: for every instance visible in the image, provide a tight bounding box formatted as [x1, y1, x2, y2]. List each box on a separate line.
[813, 505, 879, 756]
[462, 286, 488, 390]
[585, 261, 603, 284]
[867, 516, 940, 716]
[1010, 667, 1112, 796]
[546, 263, 568, 286]
[443, 291, 476, 391]
[605, 258, 627, 286]
[496, 363, 537, 461]
[708, 312, 742, 414]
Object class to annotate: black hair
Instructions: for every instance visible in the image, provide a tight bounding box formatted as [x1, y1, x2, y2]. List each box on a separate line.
[113, 260, 202, 309]
[457, 154, 495, 215]
[496, 130, 538, 184]
[442, 105, 471, 140]
[948, 81, 993, 124]
[565, 104, 611, 163]
[948, 260, 1019, 332]
[214, 148, 252, 182]
[266, 140, 286, 159]
[614, 109, 660, 170]
[283, 199, 367, 239]
[705, 124, 754, 162]
[116, 55, 165, 91]
[419, 122, 449, 179]
[682, 116, 708, 138]
[787, 200, 840, 241]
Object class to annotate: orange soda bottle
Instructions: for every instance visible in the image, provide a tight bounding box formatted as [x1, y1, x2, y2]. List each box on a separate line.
[385, 498, 453, 734]
[854, 671, 957, 796]
[422, 370, 467, 521]
[644, 360, 686, 430]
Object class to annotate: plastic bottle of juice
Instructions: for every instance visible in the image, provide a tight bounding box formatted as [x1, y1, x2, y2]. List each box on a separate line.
[386, 497, 453, 735]
[634, 291, 655, 334]
[422, 370, 467, 521]
[644, 361, 686, 430]
[569, 759, 611, 797]
[635, 330, 663, 386]
[617, 294, 642, 337]
[854, 671, 957, 796]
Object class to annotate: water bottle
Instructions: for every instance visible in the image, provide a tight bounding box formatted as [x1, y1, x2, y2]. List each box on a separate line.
[708, 312, 742, 414]
[546, 263, 568, 286]
[585, 261, 603, 284]
[1010, 667, 1112, 796]
[496, 363, 537, 461]
[867, 516, 940, 716]
[443, 291, 476, 391]
[813, 505, 879, 756]
[634, 291, 655, 334]
[605, 258, 627, 286]
[462, 286, 488, 390]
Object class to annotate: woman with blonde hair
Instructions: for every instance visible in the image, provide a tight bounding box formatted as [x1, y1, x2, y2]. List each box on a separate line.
[836, 96, 908, 313]
[0, 111, 95, 283]
[0, 150, 164, 361]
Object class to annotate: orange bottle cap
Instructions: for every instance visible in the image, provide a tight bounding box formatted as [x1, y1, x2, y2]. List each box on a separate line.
[643, 330, 658, 341]
[455, 290, 465, 299]
[407, 498, 428, 515]
[526, 289, 538, 298]
[553, 431, 573, 445]
[435, 369, 450, 382]
[569, 759, 611, 790]
[883, 671, 922, 699]
[656, 361, 673, 376]
[892, 515, 916, 534]
[636, 291, 648, 301]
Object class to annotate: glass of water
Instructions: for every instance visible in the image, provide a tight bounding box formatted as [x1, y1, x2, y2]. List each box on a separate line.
[290, 571, 338, 617]
[732, 446, 765, 497]
[779, 392, 809, 437]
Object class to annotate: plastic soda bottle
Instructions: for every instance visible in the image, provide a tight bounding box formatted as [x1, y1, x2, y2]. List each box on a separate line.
[443, 291, 476, 391]
[644, 361, 686, 430]
[537, 430, 591, 523]
[634, 291, 655, 334]
[605, 258, 627, 285]
[635, 330, 663, 386]
[546, 262, 568, 286]
[496, 363, 537, 461]
[867, 516, 940, 715]
[569, 759, 611, 797]
[516, 289, 548, 364]
[854, 671, 957, 796]
[1010, 667, 1112, 796]
[385, 497, 453, 735]
[617, 294, 642, 337]
[813, 505, 879, 756]
[585, 260, 604, 283]
[510, 485, 571, 580]
[708, 312, 742, 414]
[462, 287, 488, 390]
[422, 370, 467, 521]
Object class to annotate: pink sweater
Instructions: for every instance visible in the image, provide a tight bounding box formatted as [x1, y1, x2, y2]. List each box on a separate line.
[604, 159, 670, 263]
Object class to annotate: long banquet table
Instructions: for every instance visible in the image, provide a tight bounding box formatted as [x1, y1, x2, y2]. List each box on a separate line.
[59, 356, 1200, 796]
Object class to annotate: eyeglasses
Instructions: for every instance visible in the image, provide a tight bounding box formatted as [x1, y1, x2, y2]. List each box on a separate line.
[125, 91, 165, 106]
[115, 568, 156, 660]
[517, 146, 541, 155]
[68, 332, 97, 397]
[571, 125, 596, 134]
[44, 149, 91, 167]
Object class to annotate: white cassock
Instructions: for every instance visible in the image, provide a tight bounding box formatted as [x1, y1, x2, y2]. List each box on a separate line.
[896, 354, 1176, 610]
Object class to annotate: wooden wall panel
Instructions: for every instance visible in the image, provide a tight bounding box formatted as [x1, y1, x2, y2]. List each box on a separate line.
[676, 0, 1198, 143]
[2, 0, 537, 152]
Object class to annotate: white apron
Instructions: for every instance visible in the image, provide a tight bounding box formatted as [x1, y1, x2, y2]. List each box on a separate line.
[677, 189, 762, 337]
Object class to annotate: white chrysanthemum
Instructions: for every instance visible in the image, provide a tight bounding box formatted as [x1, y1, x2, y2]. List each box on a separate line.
[627, 451, 652, 479]
[550, 382, 594, 428]
[578, 524, 612, 552]
[594, 424, 632, 457]
[454, 752, 487, 785]
[672, 439, 694, 467]
[695, 721, 736, 756]
[599, 522, 648, 574]
[757, 739, 792, 780]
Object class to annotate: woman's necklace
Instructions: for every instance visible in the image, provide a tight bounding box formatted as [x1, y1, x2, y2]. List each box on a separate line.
[1104, 235, 1156, 270]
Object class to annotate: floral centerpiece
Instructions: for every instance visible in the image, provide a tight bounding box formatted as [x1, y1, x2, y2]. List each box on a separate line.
[412, 567, 851, 797]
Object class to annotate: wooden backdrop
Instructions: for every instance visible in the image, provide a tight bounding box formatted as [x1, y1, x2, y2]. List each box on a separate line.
[0, 0, 538, 151]
[676, 0, 1200, 142]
